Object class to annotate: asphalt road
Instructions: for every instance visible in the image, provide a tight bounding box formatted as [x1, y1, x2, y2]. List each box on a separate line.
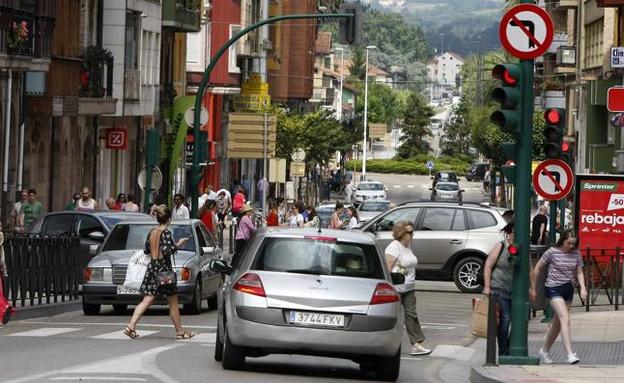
[0, 282, 480, 383]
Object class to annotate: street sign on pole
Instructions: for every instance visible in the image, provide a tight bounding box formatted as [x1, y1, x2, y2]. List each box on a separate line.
[611, 47, 624, 68]
[426, 161, 434, 170]
[607, 87, 624, 112]
[532, 159, 574, 200]
[499, 4, 554, 60]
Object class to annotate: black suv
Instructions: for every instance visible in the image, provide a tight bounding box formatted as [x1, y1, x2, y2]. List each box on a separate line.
[465, 163, 489, 182]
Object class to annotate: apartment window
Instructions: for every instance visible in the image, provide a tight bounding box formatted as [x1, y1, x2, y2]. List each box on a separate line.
[153, 33, 160, 84]
[229, 24, 241, 74]
[324, 56, 331, 69]
[584, 18, 604, 69]
[125, 11, 140, 70]
[141, 31, 149, 84]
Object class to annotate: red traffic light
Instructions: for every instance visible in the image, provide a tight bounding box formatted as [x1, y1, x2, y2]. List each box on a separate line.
[562, 141, 570, 152]
[508, 244, 519, 256]
[545, 109, 562, 125]
[492, 64, 521, 87]
[502, 70, 517, 86]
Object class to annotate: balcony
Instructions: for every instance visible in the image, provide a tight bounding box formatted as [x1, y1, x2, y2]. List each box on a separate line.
[552, 0, 577, 9]
[78, 46, 116, 115]
[0, 2, 56, 71]
[162, 0, 200, 32]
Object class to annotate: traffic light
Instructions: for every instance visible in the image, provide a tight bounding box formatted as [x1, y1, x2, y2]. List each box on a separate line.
[491, 64, 523, 135]
[561, 136, 575, 169]
[338, 3, 362, 45]
[543, 108, 565, 159]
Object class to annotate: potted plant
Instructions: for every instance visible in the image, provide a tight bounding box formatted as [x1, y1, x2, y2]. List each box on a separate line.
[7, 20, 29, 54]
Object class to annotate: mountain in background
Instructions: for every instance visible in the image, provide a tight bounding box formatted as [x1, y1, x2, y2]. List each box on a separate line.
[365, 0, 506, 57]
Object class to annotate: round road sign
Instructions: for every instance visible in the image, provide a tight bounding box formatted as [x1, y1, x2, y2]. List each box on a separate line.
[426, 160, 434, 170]
[532, 159, 574, 200]
[499, 4, 554, 60]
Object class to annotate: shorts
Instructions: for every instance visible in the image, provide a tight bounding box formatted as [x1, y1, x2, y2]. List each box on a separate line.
[545, 282, 574, 303]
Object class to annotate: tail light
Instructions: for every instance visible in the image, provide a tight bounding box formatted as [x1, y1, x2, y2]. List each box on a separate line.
[176, 267, 191, 281]
[83, 268, 92, 282]
[370, 283, 400, 305]
[233, 273, 266, 297]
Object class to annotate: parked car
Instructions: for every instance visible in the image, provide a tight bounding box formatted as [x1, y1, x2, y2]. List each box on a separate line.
[357, 200, 393, 223]
[210, 228, 404, 381]
[430, 182, 464, 203]
[82, 219, 223, 315]
[351, 181, 388, 204]
[465, 163, 489, 182]
[356, 202, 507, 293]
[28, 211, 152, 282]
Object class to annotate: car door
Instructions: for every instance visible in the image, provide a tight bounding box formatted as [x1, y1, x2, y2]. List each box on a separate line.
[465, 209, 503, 254]
[413, 207, 468, 270]
[367, 207, 422, 254]
[74, 214, 107, 276]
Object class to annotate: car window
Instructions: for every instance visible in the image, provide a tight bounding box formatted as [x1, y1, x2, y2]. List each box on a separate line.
[199, 225, 216, 247]
[76, 215, 105, 238]
[437, 183, 459, 191]
[452, 210, 467, 231]
[252, 238, 384, 279]
[468, 210, 498, 229]
[195, 226, 207, 248]
[375, 208, 421, 231]
[103, 224, 150, 251]
[170, 224, 195, 251]
[421, 208, 455, 231]
[41, 214, 75, 236]
[358, 183, 383, 191]
[359, 201, 390, 211]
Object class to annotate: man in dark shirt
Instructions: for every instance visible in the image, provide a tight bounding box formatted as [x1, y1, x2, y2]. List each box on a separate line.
[531, 205, 549, 245]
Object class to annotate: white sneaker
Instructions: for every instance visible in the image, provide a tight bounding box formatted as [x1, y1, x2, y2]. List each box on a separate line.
[410, 343, 432, 356]
[567, 353, 580, 364]
[538, 348, 553, 364]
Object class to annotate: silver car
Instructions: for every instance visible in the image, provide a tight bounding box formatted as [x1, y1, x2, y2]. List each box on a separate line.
[210, 228, 404, 381]
[351, 181, 388, 204]
[82, 219, 223, 315]
[430, 182, 464, 203]
[357, 200, 393, 223]
[357, 202, 507, 293]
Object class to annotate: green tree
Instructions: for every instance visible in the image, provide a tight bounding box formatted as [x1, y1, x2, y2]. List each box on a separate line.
[396, 92, 434, 158]
[354, 82, 401, 125]
[349, 46, 366, 80]
[440, 98, 473, 157]
[275, 109, 304, 160]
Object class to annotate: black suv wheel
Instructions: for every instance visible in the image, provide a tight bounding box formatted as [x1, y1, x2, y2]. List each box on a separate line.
[453, 256, 483, 293]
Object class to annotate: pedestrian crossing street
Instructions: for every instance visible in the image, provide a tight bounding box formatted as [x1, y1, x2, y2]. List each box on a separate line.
[0, 324, 216, 343]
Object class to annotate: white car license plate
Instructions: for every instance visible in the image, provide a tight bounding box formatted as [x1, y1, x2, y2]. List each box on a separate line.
[116, 285, 139, 295]
[289, 311, 345, 327]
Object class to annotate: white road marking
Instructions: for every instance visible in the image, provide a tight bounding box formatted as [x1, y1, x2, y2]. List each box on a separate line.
[23, 321, 216, 330]
[91, 330, 159, 340]
[179, 332, 215, 343]
[430, 345, 476, 361]
[407, 185, 415, 188]
[393, 185, 402, 188]
[8, 328, 81, 337]
[421, 325, 456, 330]
[422, 322, 468, 327]
[51, 377, 147, 382]
[400, 357, 422, 361]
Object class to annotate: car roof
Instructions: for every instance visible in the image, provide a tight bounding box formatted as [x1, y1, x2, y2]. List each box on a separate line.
[396, 201, 501, 211]
[113, 219, 200, 225]
[257, 227, 377, 245]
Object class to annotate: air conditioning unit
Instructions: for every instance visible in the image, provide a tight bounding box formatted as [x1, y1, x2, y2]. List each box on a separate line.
[556, 46, 576, 66]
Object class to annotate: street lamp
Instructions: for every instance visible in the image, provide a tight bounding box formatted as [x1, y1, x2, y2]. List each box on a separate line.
[362, 45, 376, 181]
[335, 47, 344, 121]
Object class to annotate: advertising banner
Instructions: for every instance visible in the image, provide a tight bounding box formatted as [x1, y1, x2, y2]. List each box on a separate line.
[575, 174, 624, 251]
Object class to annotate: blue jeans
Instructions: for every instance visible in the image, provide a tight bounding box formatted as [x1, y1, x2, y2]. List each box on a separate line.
[492, 293, 512, 356]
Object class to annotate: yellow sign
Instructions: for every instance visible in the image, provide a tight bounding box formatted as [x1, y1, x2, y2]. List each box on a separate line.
[234, 73, 270, 111]
[290, 161, 306, 177]
[227, 113, 277, 159]
[369, 123, 387, 139]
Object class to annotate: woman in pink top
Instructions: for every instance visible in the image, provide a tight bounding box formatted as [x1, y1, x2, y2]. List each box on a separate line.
[233, 204, 256, 264]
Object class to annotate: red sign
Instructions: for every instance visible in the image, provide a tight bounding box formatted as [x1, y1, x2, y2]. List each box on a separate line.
[105, 128, 128, 150]
[499, 4, 554, 60]
[576, 174, 624, 252]
[532, 159, 574, 200]
[607, 87, 624, 112]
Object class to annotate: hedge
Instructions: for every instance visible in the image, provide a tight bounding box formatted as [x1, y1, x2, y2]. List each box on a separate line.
[345, 156, 473, 175]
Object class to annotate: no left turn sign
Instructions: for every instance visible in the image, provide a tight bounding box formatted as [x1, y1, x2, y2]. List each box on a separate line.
[499, 4, 554, 60]
[532, 159, 574, 201]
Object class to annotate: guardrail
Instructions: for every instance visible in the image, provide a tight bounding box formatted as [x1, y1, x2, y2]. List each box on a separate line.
[3, 233, 80, 308]
[580, 247, 623, 311]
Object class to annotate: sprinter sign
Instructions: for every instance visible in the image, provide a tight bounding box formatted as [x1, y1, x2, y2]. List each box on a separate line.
[575, 174, 624, 251]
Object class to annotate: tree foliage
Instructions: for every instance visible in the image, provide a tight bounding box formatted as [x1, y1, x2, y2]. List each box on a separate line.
[396, 92, 434, 159]
[440, 97, 473, 157]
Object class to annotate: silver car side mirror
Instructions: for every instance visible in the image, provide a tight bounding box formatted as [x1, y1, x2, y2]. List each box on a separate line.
[89, 244, 100, 256]
[202, 246, 215, 255]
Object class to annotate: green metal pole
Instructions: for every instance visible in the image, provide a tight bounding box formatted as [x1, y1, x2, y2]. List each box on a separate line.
[548, 200, 558, 245]
[499, 56, 540, 365]
[191, 13, 353, 218]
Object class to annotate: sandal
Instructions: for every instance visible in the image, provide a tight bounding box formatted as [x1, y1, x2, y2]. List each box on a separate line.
[123, 326, 139, 340]
[176, 329, 196, 340]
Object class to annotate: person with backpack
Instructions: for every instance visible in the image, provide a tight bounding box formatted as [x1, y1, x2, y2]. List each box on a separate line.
[481, 221, 515, 356]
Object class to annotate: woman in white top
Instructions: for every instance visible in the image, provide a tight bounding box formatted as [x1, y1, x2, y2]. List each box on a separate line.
[288, 203, 304, 227]
[123, 194, 140, 212]
[384, 221, 431, 356]
[347, 206, 359, 229]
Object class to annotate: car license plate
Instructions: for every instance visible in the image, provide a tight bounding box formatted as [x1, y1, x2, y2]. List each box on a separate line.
[116, 285, 139, 295]
[289, 311, 345, 327]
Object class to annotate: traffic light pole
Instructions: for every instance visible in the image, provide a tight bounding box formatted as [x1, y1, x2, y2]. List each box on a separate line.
[499, 58, 539, 365]
[190, 13, 353, 218]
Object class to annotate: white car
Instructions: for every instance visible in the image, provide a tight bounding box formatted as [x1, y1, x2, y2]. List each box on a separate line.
[351, 181, 387, 204]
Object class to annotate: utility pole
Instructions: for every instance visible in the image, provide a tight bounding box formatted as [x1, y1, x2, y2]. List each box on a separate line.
[362, 45, 376, 181]
[336, 47, 344, 121]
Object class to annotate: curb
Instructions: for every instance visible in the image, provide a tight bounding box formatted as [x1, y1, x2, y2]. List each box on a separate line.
[470, 365, 507, 383]
[12, 299, 82, 321]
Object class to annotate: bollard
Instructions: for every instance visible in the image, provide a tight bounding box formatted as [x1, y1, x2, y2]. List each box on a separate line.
[485, 295, 498, 366]
[229, 223, 234, 255]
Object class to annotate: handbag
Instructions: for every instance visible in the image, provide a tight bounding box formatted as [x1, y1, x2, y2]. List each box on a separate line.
[471, 296, 490, 338]
[0, 274, 14, 325]
[158, 254, 177, 286]
[123, 250, 150, 291]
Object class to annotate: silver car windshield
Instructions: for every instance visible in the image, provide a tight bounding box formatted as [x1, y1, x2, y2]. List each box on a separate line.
[359, 202, 390, 211]
[102, 224, 195, 252]
[252, 238, 384, 279]
[358, 183, 383, 191]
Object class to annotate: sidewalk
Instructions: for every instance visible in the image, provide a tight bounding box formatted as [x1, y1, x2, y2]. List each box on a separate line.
[471, 310, 624, 383]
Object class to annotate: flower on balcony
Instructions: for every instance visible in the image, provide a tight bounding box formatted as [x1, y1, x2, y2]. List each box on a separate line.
[79, 46, 114, 98]
[7, 20, 30, 52]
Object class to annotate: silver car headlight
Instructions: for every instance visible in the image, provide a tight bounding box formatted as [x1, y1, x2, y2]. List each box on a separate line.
[85, 267, 112, 282]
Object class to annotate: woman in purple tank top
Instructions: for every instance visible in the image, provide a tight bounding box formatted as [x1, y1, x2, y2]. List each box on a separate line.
[530, 229, 587, 365]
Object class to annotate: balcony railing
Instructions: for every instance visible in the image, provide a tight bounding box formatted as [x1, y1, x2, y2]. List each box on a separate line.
[162, 0, 200, 32]
[0, 5, 55, 60]
[79, 46, 114, 98]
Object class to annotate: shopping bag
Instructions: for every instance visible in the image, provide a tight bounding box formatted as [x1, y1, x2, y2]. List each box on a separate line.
[0, 275, 14, 325]
[471, 297, 489, 338]
[123, 250, 150, 291]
